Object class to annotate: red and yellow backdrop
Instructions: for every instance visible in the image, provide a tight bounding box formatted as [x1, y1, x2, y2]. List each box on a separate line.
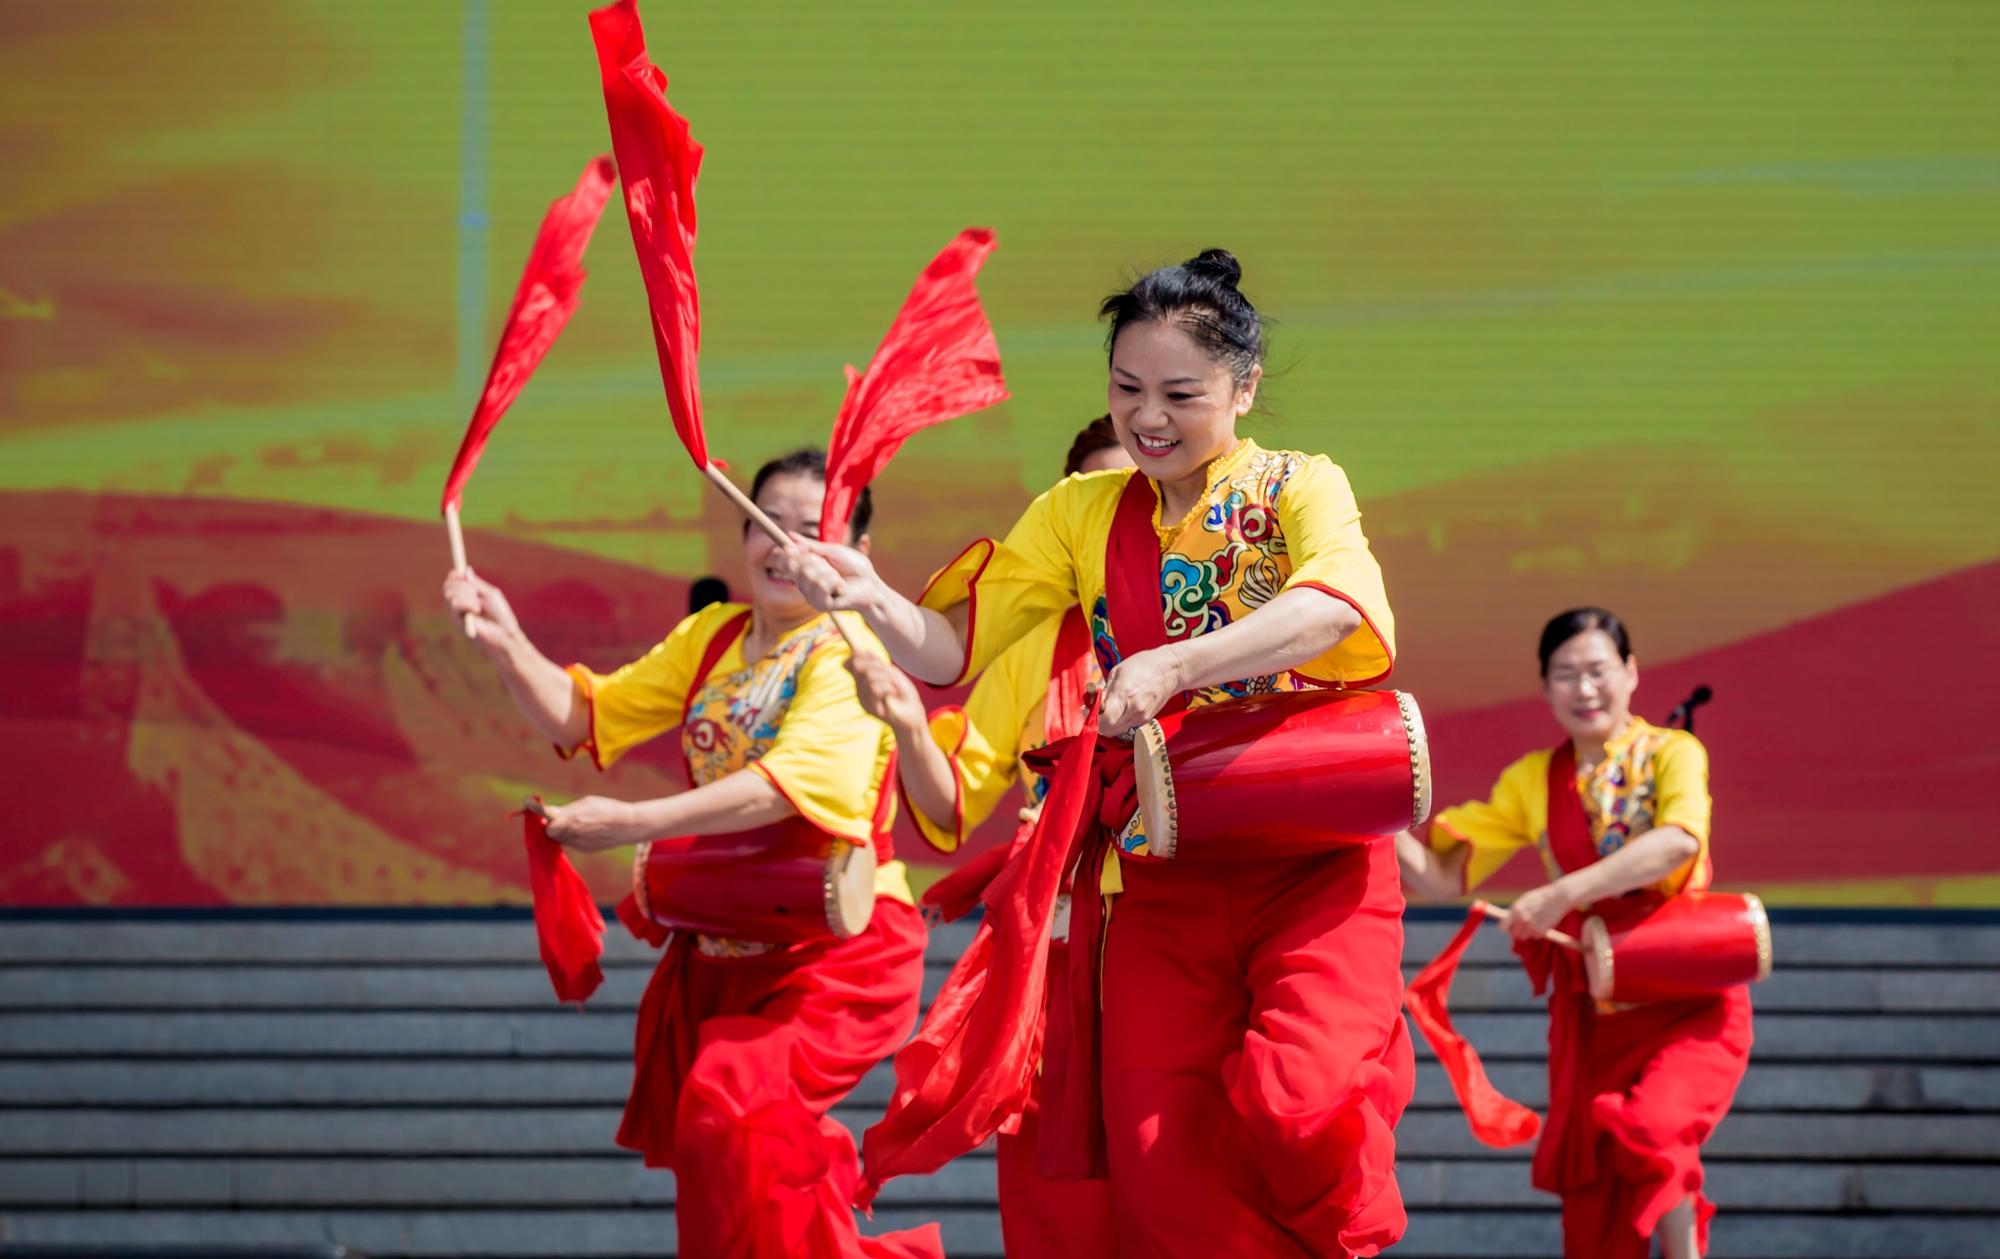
[3, 2, 1994, 906]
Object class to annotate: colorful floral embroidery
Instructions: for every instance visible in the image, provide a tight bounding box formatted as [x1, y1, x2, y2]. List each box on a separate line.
[682, 621, 834, 787]
[1580, 725, 1670, 856]
[1141, 444, 1313, 709]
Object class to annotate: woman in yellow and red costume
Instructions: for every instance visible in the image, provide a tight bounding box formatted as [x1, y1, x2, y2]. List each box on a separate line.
[1398, 608, 1754, 1259]
[782, 249, 1414, 1258]
[848, 416, 1131, 1259]
[443, 449, 939, 1259]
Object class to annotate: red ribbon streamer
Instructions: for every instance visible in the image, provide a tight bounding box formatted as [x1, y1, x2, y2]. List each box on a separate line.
[441, 156, 615, 514]
[1403, 903, 1543, 1147]
[590, 0, 708, 468]
[523, 803, 608, 1004]
[818, 228, 1009, 542]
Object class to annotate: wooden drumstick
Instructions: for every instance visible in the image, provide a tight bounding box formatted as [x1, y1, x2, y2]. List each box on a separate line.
[700, 462, 866, 655]
[444, 505, 476, 640]
[1475, 899, 1584, 952]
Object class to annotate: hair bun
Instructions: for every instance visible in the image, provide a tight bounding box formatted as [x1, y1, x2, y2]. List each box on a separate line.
[1184, 248, 1243, 288]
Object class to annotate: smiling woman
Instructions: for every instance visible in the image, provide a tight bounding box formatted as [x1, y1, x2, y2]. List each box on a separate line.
[776, 250, 1412, 1256]
[439, 446, 939, 1258]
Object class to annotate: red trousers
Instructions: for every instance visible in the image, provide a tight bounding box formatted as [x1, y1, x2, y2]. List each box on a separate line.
[1539, 986, 1754, 1259]
[1093, 839, 1414, 1258]
[995, 938, 1118, 1259]
[619, 899, 941, 1259]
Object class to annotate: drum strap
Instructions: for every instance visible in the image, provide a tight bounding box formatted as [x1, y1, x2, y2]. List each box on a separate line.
[679, 610, 754, 786]
[1544, 742, 1600, 878]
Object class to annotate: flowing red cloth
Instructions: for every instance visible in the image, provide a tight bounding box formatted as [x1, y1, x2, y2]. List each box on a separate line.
[441, 156, 615, 514]
[856, 697, 1102, 1208]
[522, 804, 608, 1003]
[995, 939, 1117, 1259]
[1402, 904, 1542, 1147]
[859, 474, 1176, 1203]
[590, 0, 709, 468]
[818, 228, 1010, 542]
[618, 900, 941, 1259]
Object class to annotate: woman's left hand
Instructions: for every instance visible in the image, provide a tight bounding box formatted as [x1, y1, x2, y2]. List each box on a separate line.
[1502, 878, 1579, 942]
[1098, 646, 1186, 736]
[542, 796, 646, 852]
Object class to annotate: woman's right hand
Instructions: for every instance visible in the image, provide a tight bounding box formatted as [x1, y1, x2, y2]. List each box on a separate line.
[772, 537, 886, 615]
[442, 568, 522, 644]
[846, 651, 927, 732]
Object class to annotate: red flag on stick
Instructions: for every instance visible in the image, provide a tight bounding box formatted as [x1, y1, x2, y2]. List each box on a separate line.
[441, 156, 616, 517]
[1403, 903, 1543, 1147]
[819, 228, 1009, 543]
[590, 0, 708, 468]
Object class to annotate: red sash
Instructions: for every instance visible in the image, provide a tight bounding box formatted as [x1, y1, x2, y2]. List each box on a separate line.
[860, 475, 1175, 1200]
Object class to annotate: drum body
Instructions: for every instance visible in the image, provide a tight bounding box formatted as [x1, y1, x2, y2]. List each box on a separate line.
[1132, 688, 1432, 860]
[632, 819, 877, 943]
[1581, 892, 1772, 1005]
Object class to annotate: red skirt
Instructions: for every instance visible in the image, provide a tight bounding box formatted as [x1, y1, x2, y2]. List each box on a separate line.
[1538, 982, 1754, 1259]
[1089, 839, 1414, 1258]
[618, 898, 941, 1259]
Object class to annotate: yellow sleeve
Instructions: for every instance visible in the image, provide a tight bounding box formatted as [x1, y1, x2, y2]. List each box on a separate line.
[1429, 753, 1543, 892]
[561, 607, 724, 770]
[1276, 455, 1396, 687]
[1651, 730, 1713, 894]
[909, 614, 1057, 851]
[918, 476, 1099, 684]
[747, 635, 896, 846]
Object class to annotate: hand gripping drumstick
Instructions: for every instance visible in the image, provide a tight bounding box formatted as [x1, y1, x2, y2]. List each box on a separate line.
[700, 462, 868, 656]
[444, 506, 477, 640]
[1473, 899, 1584, 952]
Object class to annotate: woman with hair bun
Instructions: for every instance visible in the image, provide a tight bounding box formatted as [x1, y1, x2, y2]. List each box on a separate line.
[784, 250, 1413, 1257]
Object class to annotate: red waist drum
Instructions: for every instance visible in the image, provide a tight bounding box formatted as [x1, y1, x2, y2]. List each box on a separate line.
[631, 819, 877, 944]
[1582, 891, 1773, 1006]
[1131, 689, 1432, 860]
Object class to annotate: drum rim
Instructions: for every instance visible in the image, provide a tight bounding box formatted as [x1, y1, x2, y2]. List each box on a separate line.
[1134, 718, 1178, 860]
[823, 839, 877, 939]
[631, 840, 655, 925]
[1743, 892, 1774, 982]
[1395, 691, 1434, 831]
[1581, 914, 1616, 1003]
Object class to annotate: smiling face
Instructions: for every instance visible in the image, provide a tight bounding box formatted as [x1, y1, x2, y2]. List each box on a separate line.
[1542, 628, 1640, 745]
[740, 472, 866, 625]
[1107, 319, 1261, 485]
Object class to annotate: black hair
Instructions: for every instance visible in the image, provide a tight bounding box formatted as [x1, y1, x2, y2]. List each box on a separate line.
[1063, 415, 1121, 477]
[748, 447, 872, 542]
[687, 575, 730, 614]
[1537, 607, 1632, 677]
[1099, 248, 1263, 385]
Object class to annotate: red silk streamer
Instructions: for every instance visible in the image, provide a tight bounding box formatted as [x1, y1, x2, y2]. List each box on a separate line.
[818, 228, 1010, 542]
[523, 803, 608, 1004]
[441, 156, 616, 514]
[590, 0, 708, 468]
[1403, 904, 1543, 1147]
[858, 696, 1105, 1209]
